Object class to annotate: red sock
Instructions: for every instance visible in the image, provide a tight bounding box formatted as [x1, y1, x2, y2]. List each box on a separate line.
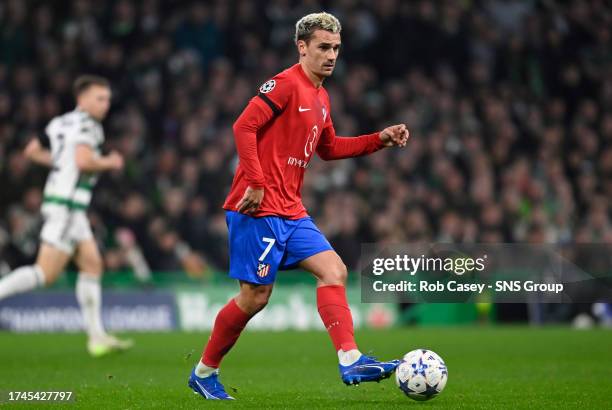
[201, 298, 251, 368]
[317, 285, 358, 351]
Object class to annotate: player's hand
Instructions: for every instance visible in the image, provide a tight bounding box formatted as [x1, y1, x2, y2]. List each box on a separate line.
[380, 124, 409, 147]
[237, 186, 264, 214]
[106, 151, 124, 171]
[23, 137, 42, 158]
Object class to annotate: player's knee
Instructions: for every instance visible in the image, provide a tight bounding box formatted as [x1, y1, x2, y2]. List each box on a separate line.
[252, 286, 272, 311]
[322, 262, 348, 285]
[237, 283, 273, 315]
[336, 263, 349, 284]
[89, 260, 103, 276]
[246, 286, 272, 313]
[38, 268, 54, 287]
[36, 264, 58, 286]
[80, 256, 103, 276]
[253, 294, 270, 311]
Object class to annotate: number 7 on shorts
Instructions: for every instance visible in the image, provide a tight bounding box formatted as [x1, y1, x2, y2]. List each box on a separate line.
[259, 237, 276, 261]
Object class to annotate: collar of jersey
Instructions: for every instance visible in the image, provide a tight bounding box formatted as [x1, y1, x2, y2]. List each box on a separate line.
[294, 63, 321, 90]
[74, 106, 100, 123]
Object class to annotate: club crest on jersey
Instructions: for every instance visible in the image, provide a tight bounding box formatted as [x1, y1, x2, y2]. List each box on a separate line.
[304, 125, 318, 158]
[259, 80, 276, 94]
[257, 263, 271, 278]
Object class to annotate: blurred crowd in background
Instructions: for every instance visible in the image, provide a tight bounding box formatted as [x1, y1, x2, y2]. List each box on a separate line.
[1, 0, 611, 278]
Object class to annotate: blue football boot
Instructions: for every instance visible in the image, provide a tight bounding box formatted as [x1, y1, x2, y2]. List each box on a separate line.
[340, 355, 401, 385]
[188, 368, 234, 400]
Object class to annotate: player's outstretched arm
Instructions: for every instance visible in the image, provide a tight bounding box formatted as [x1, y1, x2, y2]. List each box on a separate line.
[23, 138, 53, 167]
[75, 144, 124, 173]
[316, 123, 410, 161]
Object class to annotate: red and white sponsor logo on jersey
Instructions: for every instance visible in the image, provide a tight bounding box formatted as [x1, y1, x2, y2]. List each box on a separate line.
[288, 125, 319, 168]
[257, 263, 271, 278]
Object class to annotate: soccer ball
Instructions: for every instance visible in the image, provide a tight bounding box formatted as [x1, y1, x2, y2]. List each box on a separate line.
[395, 349, 448, 401]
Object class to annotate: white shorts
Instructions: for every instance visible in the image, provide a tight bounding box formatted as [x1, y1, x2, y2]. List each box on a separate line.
[40, 204, 93, 254]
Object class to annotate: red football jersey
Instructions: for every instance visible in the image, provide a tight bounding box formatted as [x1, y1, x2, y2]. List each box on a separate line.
[223, 63, 383, 219]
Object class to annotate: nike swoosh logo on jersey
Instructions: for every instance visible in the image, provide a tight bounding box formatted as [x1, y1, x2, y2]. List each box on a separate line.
[298, 106, 311, 112]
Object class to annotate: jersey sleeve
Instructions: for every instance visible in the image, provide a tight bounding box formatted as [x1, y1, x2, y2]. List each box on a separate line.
[72, 116, 98, 147]
[316, 113, 384, 160]
[232, 99, 276, 188]
[38, 130, 51, 149]
[251, 74, 293, 117]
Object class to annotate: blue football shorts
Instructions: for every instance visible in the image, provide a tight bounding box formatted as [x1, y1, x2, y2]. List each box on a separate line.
[225, 210, 333, 285]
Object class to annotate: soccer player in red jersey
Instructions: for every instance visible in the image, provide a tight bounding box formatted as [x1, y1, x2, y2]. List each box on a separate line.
[189, 12, 409, 400]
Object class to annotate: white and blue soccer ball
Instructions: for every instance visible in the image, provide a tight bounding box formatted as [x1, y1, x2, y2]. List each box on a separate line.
[395, 349, 448, 401]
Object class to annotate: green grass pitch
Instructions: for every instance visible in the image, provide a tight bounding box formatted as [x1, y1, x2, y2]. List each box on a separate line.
[0, 327, 610, 409]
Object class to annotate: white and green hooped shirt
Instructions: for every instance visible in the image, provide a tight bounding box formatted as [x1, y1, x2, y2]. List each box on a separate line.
[42, 108, 104, 211]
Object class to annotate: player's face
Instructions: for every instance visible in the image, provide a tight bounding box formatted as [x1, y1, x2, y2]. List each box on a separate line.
[79, 85, 112, 121]
[299, 30, 341, 79]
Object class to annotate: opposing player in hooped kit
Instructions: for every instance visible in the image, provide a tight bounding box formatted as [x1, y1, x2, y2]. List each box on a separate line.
[0, 75, 132, 356]
[189, 12, 410, 400]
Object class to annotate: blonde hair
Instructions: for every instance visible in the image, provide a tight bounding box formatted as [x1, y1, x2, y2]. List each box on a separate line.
[294, 12, 341, 44]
